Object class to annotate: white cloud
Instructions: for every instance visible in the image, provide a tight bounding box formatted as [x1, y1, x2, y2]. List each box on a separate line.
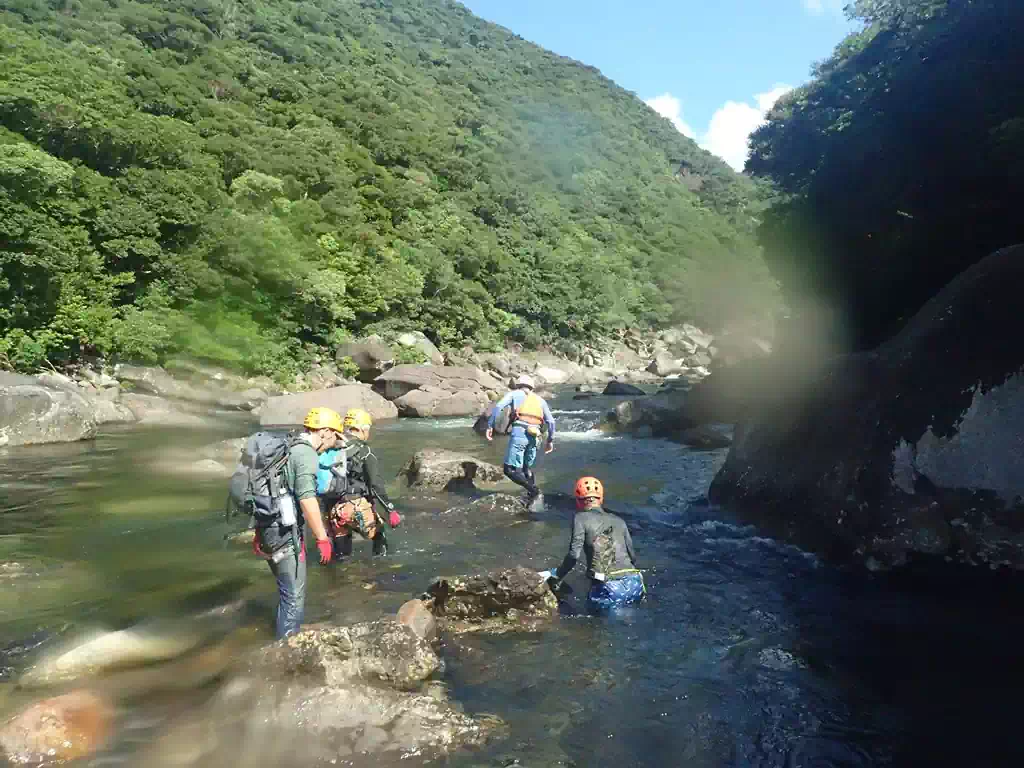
[644, 93, 697, 140]
[647, 85, 793, 172]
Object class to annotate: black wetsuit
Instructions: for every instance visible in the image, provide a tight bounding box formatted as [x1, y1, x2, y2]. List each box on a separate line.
[553, 506, 637, 580]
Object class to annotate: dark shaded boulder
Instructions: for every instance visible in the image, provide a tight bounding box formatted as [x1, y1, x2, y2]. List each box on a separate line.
[422, 566, 559, 634]
[710, 244, 1024, 570]
[400, 449, 505, 490]
[603, 381, 646, 396]
[678, 425, 732, 450]
[0, 373, 98, 447]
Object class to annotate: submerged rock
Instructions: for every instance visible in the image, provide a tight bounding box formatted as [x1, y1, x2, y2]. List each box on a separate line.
[439, 493, 528, 519]
[423, 566, 559, 634]
[710, 244, 1024, 570]
[401, 449, 505, 490]
[678, 425, 732, 450]
[0, 690, 113, 765]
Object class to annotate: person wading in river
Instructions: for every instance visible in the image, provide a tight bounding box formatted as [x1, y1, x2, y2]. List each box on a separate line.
[539, 476, 645, 611]
[322, 408, 402, 561]
[485, 374, 555, 506]
[248, 407, 340, 639]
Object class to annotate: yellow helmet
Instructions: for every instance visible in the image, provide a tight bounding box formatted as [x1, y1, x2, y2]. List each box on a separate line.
[343, 408, 373, 431]
[303, 407, 344, 432]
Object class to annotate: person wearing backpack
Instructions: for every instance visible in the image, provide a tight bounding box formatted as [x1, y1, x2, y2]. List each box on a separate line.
[538, 476, 645, 612]
[229, 407, 343, 639]
[319, 408, 401, 561]
[484, 374, 555, 506]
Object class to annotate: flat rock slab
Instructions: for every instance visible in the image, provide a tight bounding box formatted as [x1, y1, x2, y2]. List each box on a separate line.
[423, 566, 558, 635]
[401, 449, 505, 490]
[260, 384, 397, 426]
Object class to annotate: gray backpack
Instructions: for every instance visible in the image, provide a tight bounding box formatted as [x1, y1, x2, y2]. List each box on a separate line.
[226, 431, 295, 528]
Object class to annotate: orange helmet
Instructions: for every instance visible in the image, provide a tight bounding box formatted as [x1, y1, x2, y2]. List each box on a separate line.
[574, 476, 604, 509]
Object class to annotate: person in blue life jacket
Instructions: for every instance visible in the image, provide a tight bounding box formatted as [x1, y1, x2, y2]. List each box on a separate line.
[485, 374, 555, 504]
[317, 408, 402, 562]
[538, 476, 646, 611]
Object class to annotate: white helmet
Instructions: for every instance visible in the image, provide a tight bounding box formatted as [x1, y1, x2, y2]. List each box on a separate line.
[516, 374, 536, 390]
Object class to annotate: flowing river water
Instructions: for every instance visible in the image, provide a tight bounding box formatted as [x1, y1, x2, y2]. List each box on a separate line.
[3, 390, 1024, 767]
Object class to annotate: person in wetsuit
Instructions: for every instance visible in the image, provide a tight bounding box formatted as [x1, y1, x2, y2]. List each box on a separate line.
[323, 408, 401, 560]
[540, 476, 645, 610]
[485, 374, 556, 504]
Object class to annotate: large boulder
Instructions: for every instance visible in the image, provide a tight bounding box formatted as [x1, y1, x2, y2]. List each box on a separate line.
[608, 390, 692, 436]
[373, 365, 503, 418]
[395, 331, 444, 366]
[709, 244, 1024, 571]
[400, 449, 505, 490]
[335, 337, 395, 382]
[422, 566, 559, 635]
[0, 691, 112, 765]
[260, 384, 397, 426]
[0, 373, 98, 447]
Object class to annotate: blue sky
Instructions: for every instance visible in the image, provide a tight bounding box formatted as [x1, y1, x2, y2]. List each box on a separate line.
[459, 0, 858, 170]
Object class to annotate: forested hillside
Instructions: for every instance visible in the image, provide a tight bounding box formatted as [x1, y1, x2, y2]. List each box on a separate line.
[0, 0, 776, 377]
[749, 0, 1024, 350]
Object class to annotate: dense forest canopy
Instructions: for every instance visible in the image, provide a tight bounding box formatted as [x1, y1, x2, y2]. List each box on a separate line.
[0, 0, 777, 378]
[749, 0, 1024, 350]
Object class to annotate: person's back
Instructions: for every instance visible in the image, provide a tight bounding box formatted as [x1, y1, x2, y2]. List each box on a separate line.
[543, 476, 645, 611]
[575, 508, 635, 578]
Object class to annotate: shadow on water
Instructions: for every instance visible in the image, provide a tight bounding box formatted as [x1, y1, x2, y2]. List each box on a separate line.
[1, 391, 1022, 766]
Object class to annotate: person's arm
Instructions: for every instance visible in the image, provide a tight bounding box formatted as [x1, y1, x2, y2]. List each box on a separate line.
[363, 450, 393, 508]
[542, 399, 556, 450]
[553, 515, 585, 580]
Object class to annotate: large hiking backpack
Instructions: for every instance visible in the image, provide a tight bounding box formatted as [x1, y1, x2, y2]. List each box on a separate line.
[226, 431, 296, 528]
[316, 443, 351, 497]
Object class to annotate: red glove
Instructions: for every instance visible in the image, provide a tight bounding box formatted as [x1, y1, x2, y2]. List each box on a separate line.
[389, 510, 402, 528]
[252, 532, 264, 556]
[316, 538, 333, 565]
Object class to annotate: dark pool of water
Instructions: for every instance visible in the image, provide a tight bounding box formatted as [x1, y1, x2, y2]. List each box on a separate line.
[2, 391, 1024, 766]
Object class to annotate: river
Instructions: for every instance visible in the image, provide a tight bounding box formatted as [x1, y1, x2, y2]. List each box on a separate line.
[2, 390, 1024, 766]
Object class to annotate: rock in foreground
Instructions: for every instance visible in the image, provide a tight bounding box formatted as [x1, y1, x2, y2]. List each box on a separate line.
[710, 244, 1024, 570]
[401, 449, 505, 490]
[423, 567, 559, 634]
[0, 373, 98, 447]
[0, 690, 112, 765]
[253, 619, 439, 691]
